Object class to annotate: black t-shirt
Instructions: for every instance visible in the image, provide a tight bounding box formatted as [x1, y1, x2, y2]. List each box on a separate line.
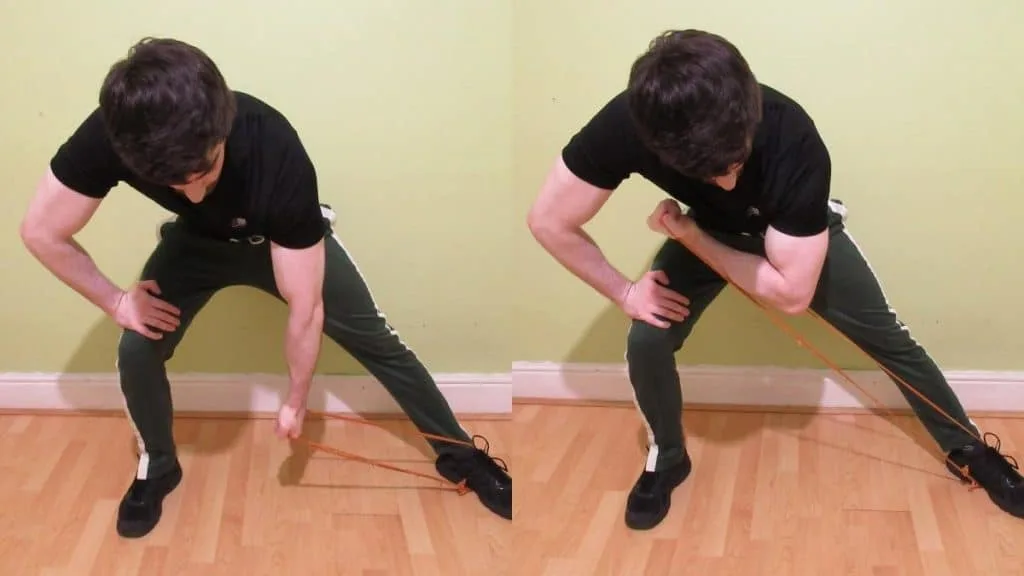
[49, 91, 327, 249]
[561, 84, 832, 238]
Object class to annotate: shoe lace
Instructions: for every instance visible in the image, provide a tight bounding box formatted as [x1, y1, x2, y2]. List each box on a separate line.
[470, 434, 509, 475]
[960, 432, 1021, 491]
[981, 432, 1020, 475]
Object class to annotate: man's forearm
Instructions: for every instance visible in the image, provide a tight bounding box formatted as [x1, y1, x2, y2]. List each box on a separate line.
[22, 235, 124, 315]
[684, 228, 794, 309]
[283, 302, 324, 405]
[530, 223, 633, 306]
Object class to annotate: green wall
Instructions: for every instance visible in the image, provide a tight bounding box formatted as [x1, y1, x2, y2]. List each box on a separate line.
[513, 0, 1024, 371]
[1, 0, 512, 374]
[2, 1, 1021, 376]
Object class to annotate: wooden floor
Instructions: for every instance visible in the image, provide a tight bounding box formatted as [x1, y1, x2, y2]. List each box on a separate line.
[4, 406, 1024, 575]
[513, 403, 1024, 575]
[0, 414, 510, 576]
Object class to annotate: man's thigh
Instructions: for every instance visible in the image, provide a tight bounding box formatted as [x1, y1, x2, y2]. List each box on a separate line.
[650, 238, 727, 304]
[319, 232, 389, 322]
[631, 239, 728, 346]
[810, 226, 916, 354]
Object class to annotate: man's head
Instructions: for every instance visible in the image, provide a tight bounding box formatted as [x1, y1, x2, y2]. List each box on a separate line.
[626, 29, 762, 190]
[99, 37, 236, 202]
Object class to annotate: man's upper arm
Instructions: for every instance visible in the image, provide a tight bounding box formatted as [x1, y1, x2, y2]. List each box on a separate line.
[264, 119, 327, 309]
[762, 127, 833, 304]
[265, 119, 327, 251]
[763, 225, 828, 308]
[22, 107, 123, 243]
[268, 171, 325, 311]
[21, 168, 105, 243]
[270, 238, 325, 312]
[528, 156, 615, 231]
[528, 93, 637, 230]
[49, 108, 123, 200]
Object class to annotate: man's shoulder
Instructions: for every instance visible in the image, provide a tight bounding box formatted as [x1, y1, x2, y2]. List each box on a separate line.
[589, 89, 636, 134]
[758, 84, 822, 142]
[231, 91, 298, 135]
[560, 89, 651, 190]
[227, 91, 309, 167]
[754, 84, 828, 165]
[565, 90, 646, 155]
[48, 105, 128, 198]
[61, 105, 114, 148]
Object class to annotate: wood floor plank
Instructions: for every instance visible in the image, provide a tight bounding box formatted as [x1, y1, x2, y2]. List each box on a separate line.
[0, 414, 509, 575]
[7, 404, 1024, 574]
[513, 404, 1024, 575]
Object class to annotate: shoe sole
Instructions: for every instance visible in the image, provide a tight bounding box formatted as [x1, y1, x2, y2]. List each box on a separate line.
[980, 484, 1024, 519]
[624, 485, 680, 530]
[625, 509, 670, 531]
[116, 465, 183, 539]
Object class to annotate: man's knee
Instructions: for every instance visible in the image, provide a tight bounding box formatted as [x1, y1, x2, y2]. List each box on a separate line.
[626, 320, 681, 361]
[117, 329, 173, 371]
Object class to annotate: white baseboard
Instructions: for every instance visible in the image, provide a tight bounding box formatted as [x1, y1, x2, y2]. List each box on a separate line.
[511, 362, 1024, 413]
[6, 364, 1022, 416]
[0, 372, 511, 416]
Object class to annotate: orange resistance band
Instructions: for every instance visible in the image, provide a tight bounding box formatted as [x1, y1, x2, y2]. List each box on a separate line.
[665, 221, 1001, 491]
[296, 410, 474, 495]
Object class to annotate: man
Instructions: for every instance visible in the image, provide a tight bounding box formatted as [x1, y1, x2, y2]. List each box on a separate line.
[19, 37, 511, 539]
[527, 29, 1022, 530]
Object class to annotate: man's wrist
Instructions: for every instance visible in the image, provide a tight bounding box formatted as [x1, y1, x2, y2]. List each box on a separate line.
[285, 385, 309, 408]
[675, 216, 702, 245]
[103, 288, 127, 318]
[677, 223, 708, 257]
[612, 278, 635, 308]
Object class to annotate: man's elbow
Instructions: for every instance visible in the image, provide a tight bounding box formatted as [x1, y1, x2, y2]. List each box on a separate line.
[526, 205, 547, 238]
[19, 216, 51, 254]
[526, 205, 573, 245]
[284, 294, 324, 326]
[777, 288, 814, 315]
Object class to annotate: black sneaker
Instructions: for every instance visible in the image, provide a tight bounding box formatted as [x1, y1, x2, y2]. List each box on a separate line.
[625, 452, 692, 530]
[116, 460, 183, 538]
[435, 435, 511, 520]
[945, 432, 1024, 518]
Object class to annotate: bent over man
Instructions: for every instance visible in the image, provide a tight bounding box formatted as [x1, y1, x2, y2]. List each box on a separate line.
[527, 29, 1021, 530]
[20, 37, 511, 538]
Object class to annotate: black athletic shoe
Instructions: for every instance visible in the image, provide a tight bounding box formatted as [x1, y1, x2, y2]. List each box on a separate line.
[435, 435, 511, 520]
[116, 460, 183, 538]
[625, 452, 692, 530]
[945, 432, 1024, 519]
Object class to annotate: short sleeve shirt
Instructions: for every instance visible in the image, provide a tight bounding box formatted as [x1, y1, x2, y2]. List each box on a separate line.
[561, 84, 832, 238]
[49, 91, 327, 249]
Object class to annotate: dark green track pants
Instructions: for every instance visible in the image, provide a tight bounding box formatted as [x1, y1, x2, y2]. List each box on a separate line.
[118, 209, 470, 479]
[626, 201, 978, 472]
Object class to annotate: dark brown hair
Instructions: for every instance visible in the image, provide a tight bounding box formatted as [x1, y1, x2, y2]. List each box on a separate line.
[626, 29, 763, 180]
[99, 37, 237, 185]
